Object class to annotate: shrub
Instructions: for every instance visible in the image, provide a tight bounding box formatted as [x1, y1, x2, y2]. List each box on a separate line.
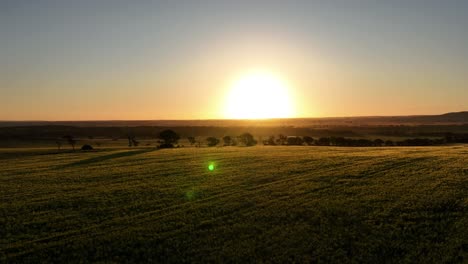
[303, 136, 314, 145]
[239, 133, 257, 146]
[159, 143, 175, 149]
[316, 137, 330, 146]
[374, 139, 384, 146]
[159, 130, 180, 147]
[222, 136, 232, 146]
[81, 144, 93, 150]
[207, 137, 220, 147]
[287, 136, 304, 146]
[187, 136, 196, 145]
[264, 136, 276, 146]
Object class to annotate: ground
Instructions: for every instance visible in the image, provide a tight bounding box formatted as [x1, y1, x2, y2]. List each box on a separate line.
[1, 146, 467, 263]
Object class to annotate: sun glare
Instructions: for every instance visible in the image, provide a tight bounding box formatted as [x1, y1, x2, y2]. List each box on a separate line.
[225, 71, 295, 119]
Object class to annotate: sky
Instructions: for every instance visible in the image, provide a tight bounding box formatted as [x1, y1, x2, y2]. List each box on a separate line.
[1, 0, 467, 120]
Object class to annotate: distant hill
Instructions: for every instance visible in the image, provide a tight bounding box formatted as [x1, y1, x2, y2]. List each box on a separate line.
[0, 112, 466, 128]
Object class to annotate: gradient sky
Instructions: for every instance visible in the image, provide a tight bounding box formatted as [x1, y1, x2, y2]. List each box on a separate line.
[1, 0, 467, 120]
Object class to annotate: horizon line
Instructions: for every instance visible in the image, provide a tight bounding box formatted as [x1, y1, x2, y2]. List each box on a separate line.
[0, 111, 466, 123]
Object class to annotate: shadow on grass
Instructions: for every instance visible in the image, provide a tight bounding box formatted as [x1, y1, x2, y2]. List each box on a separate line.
[63, 149, 156, 167]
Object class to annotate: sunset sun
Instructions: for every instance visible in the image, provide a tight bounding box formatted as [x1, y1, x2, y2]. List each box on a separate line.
[225, 71, 295, 119]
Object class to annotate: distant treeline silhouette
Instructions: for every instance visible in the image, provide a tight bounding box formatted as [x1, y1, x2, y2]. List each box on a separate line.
[1, 125, 467, 149]
[202, 134, 467, 147]
[194, 133, 466, 147]
[1, 125, 467, 141]
[259, 135, 453, 147]
[42, 131, 468, 151]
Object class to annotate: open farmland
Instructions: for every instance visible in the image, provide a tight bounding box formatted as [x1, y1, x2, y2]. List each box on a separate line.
[1, 146, 467, 263]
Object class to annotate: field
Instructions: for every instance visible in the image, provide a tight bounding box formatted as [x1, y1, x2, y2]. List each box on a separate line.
[1, 146, 467, 263]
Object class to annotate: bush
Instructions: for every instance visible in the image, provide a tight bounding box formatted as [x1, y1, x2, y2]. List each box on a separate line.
[303, 136, 314, 145]
[239, 133, 257, 146]
[264, 136, 276, 146]
[159, 143, 175, 149]
[187, 136, 196, 145]
[287, 136, 304, 146]
[81, 144, 93, 150]
[222, 136, 232, 146]
[159, 130, 180, 147]
[316, 137, 330, 146]
[206, 137, 220, 147]
[374, 139, 384, 146]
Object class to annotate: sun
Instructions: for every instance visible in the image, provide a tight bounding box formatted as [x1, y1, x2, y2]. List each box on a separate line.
[224, 71, 295, 119]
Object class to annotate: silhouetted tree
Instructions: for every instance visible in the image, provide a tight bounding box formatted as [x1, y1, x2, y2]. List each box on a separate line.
[188, 136, 196, 146]
[397, 138, 438, 146]
[334, 137, 347, 146]
[63, 135, 76, 150]
[316, 137, 330, 146]
[127, 135, 138, 147]
[239, 133, 257, 146]
[265, 135, 276, 145]
[81, 144, 93, 150]
[206, 137, 220, 147]
[374, 139, 384, 146]
[55, 139, 62, 151]
[276, 134, 287, 145]
[287, 136, 304, 146]
[355, 139, 373, 146]
[303, 136, 314, 145]
[385, 140, 394, 146]
[222, 136, 232, 146]
[445, 133, 468, 143]
[231, 138, 238, 146]
[159, 129, 180, 148]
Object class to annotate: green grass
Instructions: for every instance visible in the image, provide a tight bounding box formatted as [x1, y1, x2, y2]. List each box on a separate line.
[1, 146, 467, 263]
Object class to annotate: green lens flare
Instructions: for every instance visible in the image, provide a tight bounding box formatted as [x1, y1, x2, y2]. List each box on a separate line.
[208, 164, 215, 171]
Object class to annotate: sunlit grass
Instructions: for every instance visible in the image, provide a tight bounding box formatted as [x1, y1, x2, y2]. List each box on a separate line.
[1, 146, 466, 262]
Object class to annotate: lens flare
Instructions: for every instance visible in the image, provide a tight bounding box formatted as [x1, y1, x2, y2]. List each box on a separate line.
[208, 163, 215, 171]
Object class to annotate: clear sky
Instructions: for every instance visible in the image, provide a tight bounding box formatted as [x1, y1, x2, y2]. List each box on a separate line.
[1, 0, 467, 120]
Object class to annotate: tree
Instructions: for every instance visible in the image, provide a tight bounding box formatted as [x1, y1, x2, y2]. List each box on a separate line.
[81, 144, 93, 150]
[132, 138, 139, 147]
[239, 133, 257, 146]
[231, 138, 238, 146]
[303, 136, 314, 146]
[55, 139, 62, 151]
[374, 138, 384, 146]
[385, 140, 394, 146]
[316, 137, 330, 146]
[265, 136, 276, 145]
[126, 134, 139, 147]
[287, 136, 304, 146]
[187, 136, 196, 146]
[63, 135, 76, 150]
[127, 135, 135, 147]
[206, 137, 220, 147]
[222, 136, 232, 146]
[276, 134, 287, 145]
[159, 129, 180, 148]
[334, 137, 348, 146]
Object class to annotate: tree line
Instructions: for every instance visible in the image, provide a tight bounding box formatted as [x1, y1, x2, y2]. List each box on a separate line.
[163, 131, 465, 148]
[55, 130, 468, 150]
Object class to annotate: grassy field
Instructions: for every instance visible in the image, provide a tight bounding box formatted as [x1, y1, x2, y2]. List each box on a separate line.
[1, 146, 467, 263]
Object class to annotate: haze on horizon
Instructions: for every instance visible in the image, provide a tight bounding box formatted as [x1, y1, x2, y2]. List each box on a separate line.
[1, 0, 468, 121]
